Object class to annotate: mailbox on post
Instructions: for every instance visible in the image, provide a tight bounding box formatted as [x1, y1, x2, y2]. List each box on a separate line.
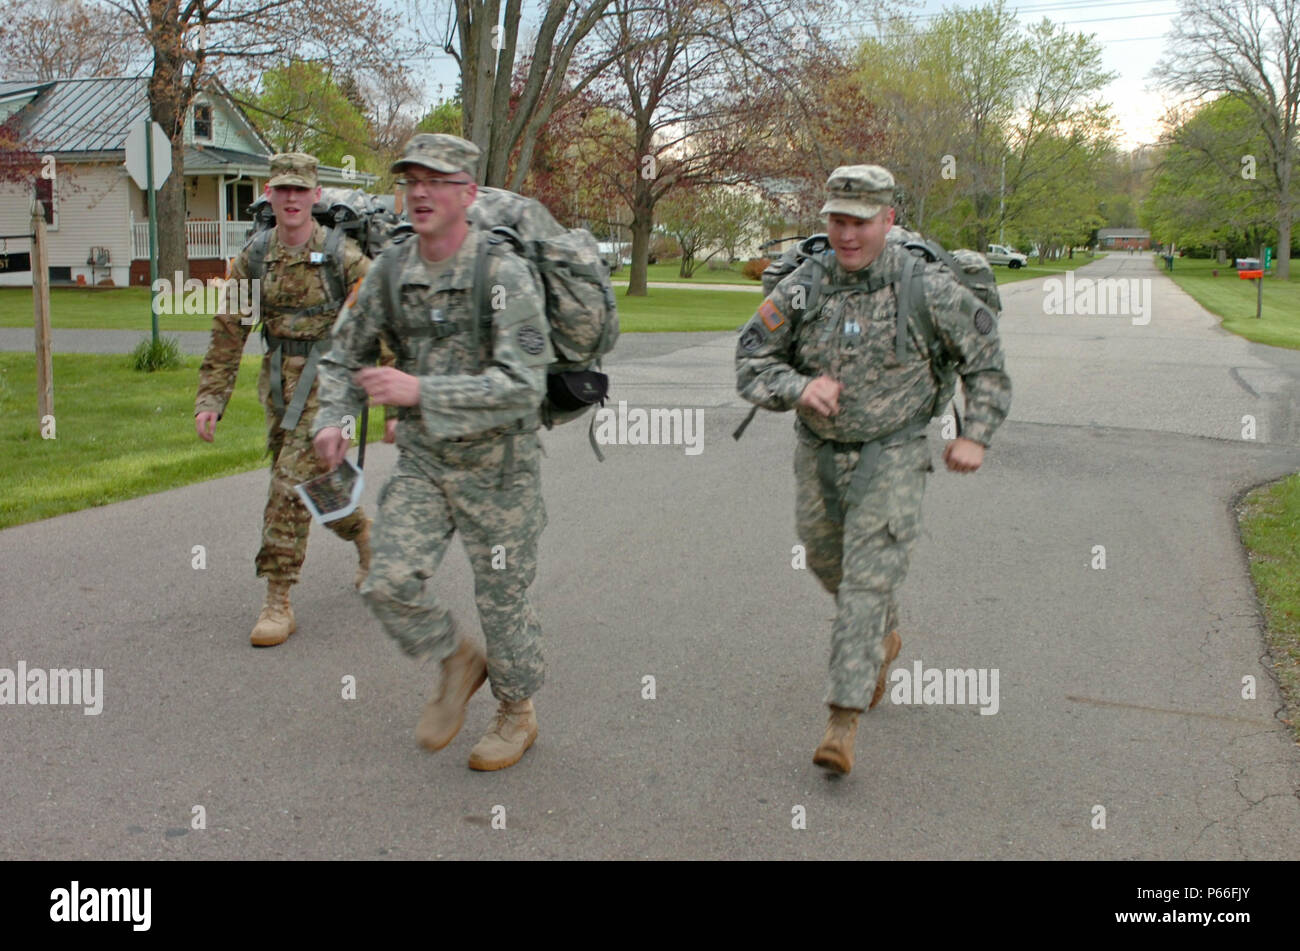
[1235, 259, 1264, 318]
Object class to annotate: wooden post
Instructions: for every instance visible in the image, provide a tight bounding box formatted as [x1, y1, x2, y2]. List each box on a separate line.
[31, 204, 52, 427]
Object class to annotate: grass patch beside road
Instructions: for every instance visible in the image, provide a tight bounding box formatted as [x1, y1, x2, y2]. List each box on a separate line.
[0, 353, 267, 529]
[0, 285, 759, 335]
[611, 261, 760, 286]
[0, 286, 217, 332]
[618, 287, 761, 332]
[1164, 257, 1300, 351]
[1237, 474, 1300, 743]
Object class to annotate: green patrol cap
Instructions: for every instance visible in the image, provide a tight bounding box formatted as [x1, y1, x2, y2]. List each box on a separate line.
[267, 152, 319, 189]
[391, 133, 481, 178]
[820, 165, 895, 220]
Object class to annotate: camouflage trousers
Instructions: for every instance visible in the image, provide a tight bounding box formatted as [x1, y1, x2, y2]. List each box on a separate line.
[359, 429, 547, 703]
[256, 357, 367, 583]
[795, 431, 930, 710]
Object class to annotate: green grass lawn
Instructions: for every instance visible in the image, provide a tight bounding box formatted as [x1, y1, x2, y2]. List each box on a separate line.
[0, 286, 219, 332]
[618, 287, 762, 332]
[1163, 256, 1300, 350]
[1, 353, 265, 528]
[0, 283, 760, 336]
[1238, 475, 1300, 743]
[0, 353, 381, 530]
[611, 260, 761, 286]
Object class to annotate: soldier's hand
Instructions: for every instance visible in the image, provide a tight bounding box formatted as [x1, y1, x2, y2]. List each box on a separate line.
[943, 437, 985, 473]
[195, 411, 218, 442]
[314, 427, 349, 471]
[383, 417, 397, 443]
[797, 375, 842, 417]
[355, 367, 420, 407]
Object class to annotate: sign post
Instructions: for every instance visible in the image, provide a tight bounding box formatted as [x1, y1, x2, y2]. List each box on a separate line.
[31, 206, 51, 426]
[124, 121, 172, 346]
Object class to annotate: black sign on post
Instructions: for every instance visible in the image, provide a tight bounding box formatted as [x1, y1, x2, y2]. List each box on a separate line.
[0, 252, 33, 272]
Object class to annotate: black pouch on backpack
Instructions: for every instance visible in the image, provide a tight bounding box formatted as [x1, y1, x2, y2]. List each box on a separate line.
[547, 369, 609, 411]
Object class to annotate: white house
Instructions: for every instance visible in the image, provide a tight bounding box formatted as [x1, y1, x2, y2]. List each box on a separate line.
[0, 76, 372, 287]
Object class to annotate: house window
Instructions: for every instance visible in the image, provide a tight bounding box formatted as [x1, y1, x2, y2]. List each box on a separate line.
[34, 176, 56, 229]
[193, 103, 213, 140]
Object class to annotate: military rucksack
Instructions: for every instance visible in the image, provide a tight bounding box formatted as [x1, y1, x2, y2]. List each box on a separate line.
[738, 227, 1001, 441]
[243, 188, 413, 304]
[371, 186, 619, 454]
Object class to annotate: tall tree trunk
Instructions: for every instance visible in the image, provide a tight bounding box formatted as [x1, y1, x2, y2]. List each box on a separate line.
[149, 18, 187, 283]
[627, 203, 652, 297]
[1276, 155, 1292, 280]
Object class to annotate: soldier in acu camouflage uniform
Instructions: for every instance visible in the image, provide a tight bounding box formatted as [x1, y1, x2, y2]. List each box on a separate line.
[313, 134, 554, 772]
[735, 165, 1012, 775]
[195, 152, 389, 648]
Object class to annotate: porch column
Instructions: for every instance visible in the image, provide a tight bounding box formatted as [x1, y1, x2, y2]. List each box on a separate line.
[216, 174, 227, 258]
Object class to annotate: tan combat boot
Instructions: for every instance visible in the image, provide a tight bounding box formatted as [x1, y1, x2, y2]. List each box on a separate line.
[354, 518, 373, 590]
[468, 699, 538, 771]
[813, 704, 860, 774]
[869, 629, 903, 710]
[250, 580, 296, 647]
[415, 638, 488, 751]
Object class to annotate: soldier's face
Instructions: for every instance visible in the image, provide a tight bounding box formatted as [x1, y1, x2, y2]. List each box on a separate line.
[828, 207, 895, 272]
[401, 167, 478, 237]
[268, 185, 321, 230]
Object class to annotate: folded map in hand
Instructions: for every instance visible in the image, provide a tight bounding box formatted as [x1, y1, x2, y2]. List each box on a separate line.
[295, 459, 365, 525]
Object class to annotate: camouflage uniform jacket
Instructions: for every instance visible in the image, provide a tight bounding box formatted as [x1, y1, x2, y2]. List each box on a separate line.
[195, 222, 370, 419]
[312, 227, 554, 447]
[735, 242, 1012, 447]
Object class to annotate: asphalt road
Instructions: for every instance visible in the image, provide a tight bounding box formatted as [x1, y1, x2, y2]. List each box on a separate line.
[2, 252, 1298, 860]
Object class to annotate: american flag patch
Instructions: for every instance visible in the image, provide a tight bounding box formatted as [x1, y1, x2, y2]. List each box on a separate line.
[759, 299, 785, 331]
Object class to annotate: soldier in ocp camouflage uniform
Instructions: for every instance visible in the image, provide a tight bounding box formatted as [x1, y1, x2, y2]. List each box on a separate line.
[735, 165, 1012, 775]
[313, 133, 554, 772]
[195, 152, 384, 648]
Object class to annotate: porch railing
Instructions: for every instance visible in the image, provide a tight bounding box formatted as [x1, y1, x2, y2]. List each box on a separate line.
[131, 220, 256, 260]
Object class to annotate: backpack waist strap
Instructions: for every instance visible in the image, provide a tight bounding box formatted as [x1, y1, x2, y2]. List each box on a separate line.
[264, 331, 331, 430]
[800, 406, 930, 525]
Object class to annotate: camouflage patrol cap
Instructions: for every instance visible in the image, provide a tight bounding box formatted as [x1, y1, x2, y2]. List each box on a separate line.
[391, 133, 481, 178]
[819, 165, 895, 219]
[267, 153, 319, 189]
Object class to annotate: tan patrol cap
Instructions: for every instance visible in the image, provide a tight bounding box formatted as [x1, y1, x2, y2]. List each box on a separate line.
[819, 164, 895, 219]
[391, 133, 481, 178]
[267, 152, 319, 189]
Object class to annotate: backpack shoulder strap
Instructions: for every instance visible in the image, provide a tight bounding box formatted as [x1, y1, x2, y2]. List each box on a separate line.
[376, 239, 407, 332]
[321, 227, 346, 306]
[733, 253, 831, 442]
[898, 248, 960, 366]
[246, 229, 272, 285]
[471, 227, 530, 355]
[900, 250, 965, 435]
[472, 232, 492, 357]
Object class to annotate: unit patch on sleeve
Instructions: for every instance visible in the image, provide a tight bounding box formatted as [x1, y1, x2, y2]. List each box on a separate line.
[517, 324, 547, 355]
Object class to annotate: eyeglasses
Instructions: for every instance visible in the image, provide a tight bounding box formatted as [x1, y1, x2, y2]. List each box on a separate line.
[395, 177, 472, 189]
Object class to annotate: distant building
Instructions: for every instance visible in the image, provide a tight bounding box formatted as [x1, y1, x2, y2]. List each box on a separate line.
[1097, 228, 1151, 250]
[0, 76, 373, 287]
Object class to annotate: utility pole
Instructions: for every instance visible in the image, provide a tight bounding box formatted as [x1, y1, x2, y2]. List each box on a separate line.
[998, 154, 1006, 245]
